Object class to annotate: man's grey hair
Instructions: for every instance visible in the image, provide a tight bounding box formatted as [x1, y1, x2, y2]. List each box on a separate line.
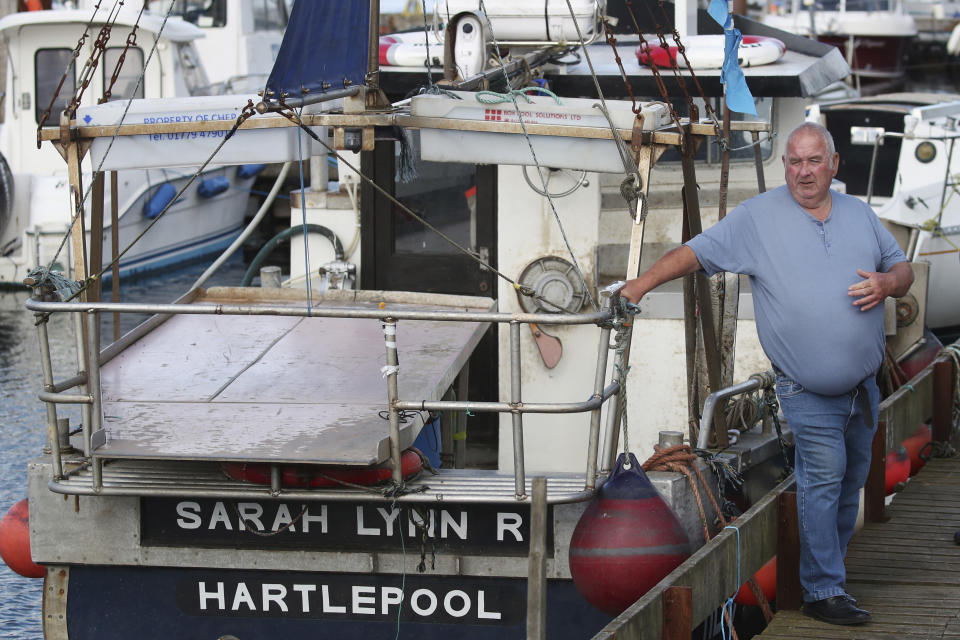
[786, 122, 837, 168]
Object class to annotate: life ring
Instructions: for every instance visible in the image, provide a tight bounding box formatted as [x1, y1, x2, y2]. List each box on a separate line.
[221, 448, 425, 489]
[379, 32, 444, 67]
[636, 35, 786, 70]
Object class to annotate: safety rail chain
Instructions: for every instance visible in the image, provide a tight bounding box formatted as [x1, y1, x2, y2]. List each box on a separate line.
[25, 284, 630, 504]
[592, 349, 958, 640]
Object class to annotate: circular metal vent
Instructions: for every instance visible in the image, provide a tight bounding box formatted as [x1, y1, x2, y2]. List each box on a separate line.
[517, 256, 588, 314]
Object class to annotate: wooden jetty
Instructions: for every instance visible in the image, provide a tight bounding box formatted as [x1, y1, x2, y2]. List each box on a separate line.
[759, 452, 960, 639]
[595, 350, 959, 640]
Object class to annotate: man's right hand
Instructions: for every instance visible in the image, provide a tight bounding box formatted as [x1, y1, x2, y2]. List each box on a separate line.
[618, 245, 702, 305]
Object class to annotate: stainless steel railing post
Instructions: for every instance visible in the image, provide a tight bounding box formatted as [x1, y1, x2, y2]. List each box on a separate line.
[510, 321, 526, 499]
[696, 371, 776, 450]
[382, 318, 404, 484]
[73, 309, 92, 457]
[33, 291, 63, 480]
[585, 292, 614, 489]
[85, 309, 103, 491]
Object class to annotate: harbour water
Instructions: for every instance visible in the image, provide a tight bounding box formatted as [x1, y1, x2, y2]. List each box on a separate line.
[0, 255, 248, 639]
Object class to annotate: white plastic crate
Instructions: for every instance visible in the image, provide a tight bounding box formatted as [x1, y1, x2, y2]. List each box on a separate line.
[78, 95, 327, 171]
[412, 90, 671, 173]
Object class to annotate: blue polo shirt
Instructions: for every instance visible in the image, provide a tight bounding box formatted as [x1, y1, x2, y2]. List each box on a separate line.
[686, 185, 907, 395]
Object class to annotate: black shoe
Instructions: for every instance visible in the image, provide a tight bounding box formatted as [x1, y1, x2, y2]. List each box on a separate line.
[802, 595, 872, 625]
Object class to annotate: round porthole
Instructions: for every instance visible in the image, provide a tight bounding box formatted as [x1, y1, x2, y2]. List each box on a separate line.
[915, 141, 936, 164]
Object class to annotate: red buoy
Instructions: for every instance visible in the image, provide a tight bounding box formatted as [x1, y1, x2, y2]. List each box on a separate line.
[902, 423, 932, 476]
[885, 445, 911, 495]
[0, 499, 44, 578]
[569, 453, 691, 616]
[734, 556, 777, 606]
[221, 448, 424, 488]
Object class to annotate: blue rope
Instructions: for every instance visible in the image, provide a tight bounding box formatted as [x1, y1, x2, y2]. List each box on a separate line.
[722, 525, 741, 640]
[295, 107, 313, 315]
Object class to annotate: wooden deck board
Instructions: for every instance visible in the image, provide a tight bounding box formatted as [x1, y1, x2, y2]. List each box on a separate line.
[757, 455, 960, 639]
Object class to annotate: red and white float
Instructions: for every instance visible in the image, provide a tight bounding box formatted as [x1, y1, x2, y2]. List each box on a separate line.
[636, 34, 786, 70]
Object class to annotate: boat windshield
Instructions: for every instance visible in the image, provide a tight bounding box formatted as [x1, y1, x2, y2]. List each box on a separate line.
[153, 0, 289, 30]
[812, 0, 896, 10]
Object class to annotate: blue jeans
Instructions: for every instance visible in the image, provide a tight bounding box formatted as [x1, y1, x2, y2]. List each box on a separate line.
[775, 372, 879, 602]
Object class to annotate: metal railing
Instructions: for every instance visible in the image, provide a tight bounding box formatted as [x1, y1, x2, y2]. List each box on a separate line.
[25, 283, 630, 502]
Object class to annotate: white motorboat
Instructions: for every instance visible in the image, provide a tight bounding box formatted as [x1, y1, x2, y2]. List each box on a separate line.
[0, 8, 258, 286]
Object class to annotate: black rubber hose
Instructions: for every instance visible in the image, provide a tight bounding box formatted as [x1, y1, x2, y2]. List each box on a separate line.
[241, 223, 345, 286]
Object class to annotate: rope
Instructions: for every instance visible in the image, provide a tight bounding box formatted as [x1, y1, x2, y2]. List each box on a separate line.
[612, 298, 640, 456]
[721, 526, 741, 640]
[478, 0, 599, 312]
[476, 87, 562, 104]
[294, 106, 313, 313]
[643, 444, 724, 542]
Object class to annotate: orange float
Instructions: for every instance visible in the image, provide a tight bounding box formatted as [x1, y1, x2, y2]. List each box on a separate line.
[734, 556, 776, 606]
[885, 445, 911, 495]
[0, 499, 45, 578]
[901, 423, 932, 476]
[221, 448, 424, 488]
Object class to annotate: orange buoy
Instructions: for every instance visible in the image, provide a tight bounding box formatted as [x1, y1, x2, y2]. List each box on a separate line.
[734, 556, 776, 606]
[885, 445, 910, 495]
[901, 423, 932, 476]
[569, 453, 691, 616]
[0, 499, 44, 578]
[221, 448, 424, 488]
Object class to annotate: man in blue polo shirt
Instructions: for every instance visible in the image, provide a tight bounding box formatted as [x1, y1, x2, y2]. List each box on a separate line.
[621, 122, 914, 625]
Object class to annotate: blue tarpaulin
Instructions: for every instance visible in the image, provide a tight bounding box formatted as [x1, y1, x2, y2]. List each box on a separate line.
[264, 0, 370, 104]
[707, 0, 758, 116]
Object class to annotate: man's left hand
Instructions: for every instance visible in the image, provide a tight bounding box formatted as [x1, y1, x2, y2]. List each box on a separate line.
[847, 262, 913, 311]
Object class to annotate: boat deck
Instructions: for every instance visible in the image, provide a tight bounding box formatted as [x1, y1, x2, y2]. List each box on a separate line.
[93, 287, 492, 466]
[758, 452, 960, 639]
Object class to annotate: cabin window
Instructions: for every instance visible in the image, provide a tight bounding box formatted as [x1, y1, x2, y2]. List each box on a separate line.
[393, 131, 479, 256]
[101, 47, 146, 102]
[253, 0, 288, 31]
[177, 43, 211, 96]
[34, 48, 75, 125]
[656, 96, 775, 165]
[165, 0, 227, 28]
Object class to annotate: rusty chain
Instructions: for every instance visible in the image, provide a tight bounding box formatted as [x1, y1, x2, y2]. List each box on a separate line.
[101, 3, 146, 104]
[36, 0, 108, 147]
[68, 1, 125, 118]
[654, 0, 726, 144]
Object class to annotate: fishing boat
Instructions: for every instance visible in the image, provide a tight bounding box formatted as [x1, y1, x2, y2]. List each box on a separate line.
[760, 0, 917, 92]
[3, 1, 947, 638]
[808, 92, 960, 333]
[0, 7, 261, 287]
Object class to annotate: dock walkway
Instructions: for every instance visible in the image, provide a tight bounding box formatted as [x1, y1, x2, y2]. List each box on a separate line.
[758, 452, 960, 639]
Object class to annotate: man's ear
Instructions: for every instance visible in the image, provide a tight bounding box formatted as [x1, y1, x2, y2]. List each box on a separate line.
[831, 153, 840, 176]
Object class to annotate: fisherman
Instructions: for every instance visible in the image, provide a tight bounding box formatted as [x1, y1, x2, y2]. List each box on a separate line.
[621, 122, 914, 625]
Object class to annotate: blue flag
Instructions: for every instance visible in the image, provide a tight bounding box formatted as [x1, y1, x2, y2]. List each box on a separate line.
[707, 0, 757, 116]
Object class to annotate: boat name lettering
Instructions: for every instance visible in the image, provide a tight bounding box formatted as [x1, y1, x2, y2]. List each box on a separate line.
[174, 572, 525, 624]
[142, 498, 552, 556]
